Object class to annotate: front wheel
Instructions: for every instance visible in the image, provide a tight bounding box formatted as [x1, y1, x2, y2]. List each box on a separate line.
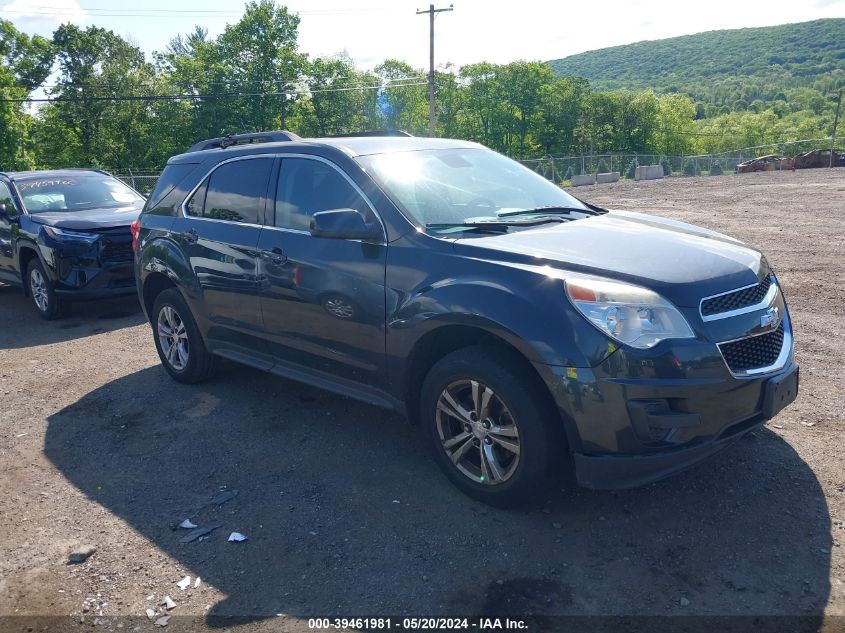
[152, 288, 217, 384]
[420, 345, 564, 507]
[27, 259, 69, 320]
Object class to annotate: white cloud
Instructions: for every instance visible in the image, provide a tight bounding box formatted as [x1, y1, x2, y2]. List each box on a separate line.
[1, 0, 87, 24]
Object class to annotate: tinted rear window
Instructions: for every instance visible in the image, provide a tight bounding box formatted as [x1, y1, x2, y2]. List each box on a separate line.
[147, 163, 200, 209]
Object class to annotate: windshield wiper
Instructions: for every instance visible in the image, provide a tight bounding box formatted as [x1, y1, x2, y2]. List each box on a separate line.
[497, 205, 601, 218]
[427, 216, 567, 233]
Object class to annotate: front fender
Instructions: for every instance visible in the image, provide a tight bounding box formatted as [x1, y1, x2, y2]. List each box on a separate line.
[388, 275, 610, 369]
[14, 233, 53, 289]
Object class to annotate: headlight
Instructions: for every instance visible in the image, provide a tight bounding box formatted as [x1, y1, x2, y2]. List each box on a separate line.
[42, 226, 99, 243]
[565, 274, 694, 349]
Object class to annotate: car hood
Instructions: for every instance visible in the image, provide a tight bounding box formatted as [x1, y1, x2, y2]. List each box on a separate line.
[28, 204, 142, 230]
[453, 210, 767, 307]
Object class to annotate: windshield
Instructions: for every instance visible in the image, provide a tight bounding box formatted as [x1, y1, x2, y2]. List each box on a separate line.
[16, 174, 144, 213]
[357, 147, 588, 228]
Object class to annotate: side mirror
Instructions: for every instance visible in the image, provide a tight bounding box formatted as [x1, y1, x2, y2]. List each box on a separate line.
[309, 208, 380, 240]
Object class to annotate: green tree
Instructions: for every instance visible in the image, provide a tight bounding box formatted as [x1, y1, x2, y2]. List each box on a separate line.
[40, 24, 150, 168]
[0, 19, 53, 169]
[537, 76, 589, 155]
[216, 0, 305, 131]
[655, 93, 696, 155]
[436, 65, 463, 139]
[459, 62, 500, 146]
[303, 55, 364, 136]
[373, 59, 427, 134]
[497, 61, 554, 155]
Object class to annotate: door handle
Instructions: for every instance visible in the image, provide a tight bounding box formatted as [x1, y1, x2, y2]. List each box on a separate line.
[262, 247, 287, 265]
[184, 228, 198, 244]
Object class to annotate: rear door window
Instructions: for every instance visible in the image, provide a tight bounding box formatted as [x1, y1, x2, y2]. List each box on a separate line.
[187, 158, 273, 224]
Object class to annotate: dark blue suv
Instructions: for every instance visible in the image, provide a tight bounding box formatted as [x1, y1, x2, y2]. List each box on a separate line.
[0, 169, 144, 319]
[134, 131, 799, 506]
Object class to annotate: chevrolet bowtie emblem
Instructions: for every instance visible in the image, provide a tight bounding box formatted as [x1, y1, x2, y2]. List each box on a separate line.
[760, 306, 779, 329]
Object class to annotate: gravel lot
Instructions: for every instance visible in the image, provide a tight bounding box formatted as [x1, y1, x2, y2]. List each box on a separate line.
[0, 169, 843, 632]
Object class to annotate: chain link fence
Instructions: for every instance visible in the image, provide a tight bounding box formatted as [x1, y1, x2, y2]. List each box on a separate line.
[519, 138, 841, 184]
[114, 170, 161, 196]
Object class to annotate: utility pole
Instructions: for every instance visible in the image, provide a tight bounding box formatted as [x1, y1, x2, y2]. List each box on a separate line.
[416, 3, 453, 137]
[830, 88, 842, 168]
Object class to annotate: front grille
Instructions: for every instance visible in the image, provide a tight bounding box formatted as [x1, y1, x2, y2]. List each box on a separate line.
[101, 238, 133, 262]
[701, 275, 772, 317]
[719, 322, 785, 373]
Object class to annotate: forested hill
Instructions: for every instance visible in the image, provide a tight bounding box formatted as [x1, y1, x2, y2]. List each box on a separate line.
[547, 19, 845, 92]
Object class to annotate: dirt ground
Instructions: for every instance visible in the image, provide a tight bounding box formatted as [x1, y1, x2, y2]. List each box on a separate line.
[0, 169, 843, 633]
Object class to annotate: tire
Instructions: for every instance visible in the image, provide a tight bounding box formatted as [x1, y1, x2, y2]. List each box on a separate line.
[26, 259, 69, 320]
[419, 344, 564, 507]
[151, 288, 218, 384]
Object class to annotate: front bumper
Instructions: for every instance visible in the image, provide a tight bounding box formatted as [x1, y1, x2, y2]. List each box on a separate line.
[48, 253, 136, 301]
[571, 366, 802, 489]
[539, 331, 799, 490]
[573, 414, 764, 489]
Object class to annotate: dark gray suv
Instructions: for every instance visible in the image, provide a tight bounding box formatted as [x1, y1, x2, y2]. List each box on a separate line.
[134, 131, 799, 506]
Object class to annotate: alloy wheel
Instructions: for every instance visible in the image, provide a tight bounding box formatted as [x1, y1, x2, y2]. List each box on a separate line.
[435, 379, 521, 485]
[157, 306, 189, 371]
[30, 268, 49, 313]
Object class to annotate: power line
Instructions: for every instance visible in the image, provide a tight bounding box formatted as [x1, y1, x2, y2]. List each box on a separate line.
[33, 73, 428, 91]
[2, 6, 401, 18]
[0, 81, 429, 104]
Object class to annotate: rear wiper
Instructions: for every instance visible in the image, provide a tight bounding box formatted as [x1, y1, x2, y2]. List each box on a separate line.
[497, 205, 601, 218]
[426, 216, 567, 233]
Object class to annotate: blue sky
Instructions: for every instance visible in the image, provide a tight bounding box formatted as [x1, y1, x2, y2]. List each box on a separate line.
[3, 0, 845, 70]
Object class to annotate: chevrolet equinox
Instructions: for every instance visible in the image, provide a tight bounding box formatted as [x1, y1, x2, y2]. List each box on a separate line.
[133, 131, 799, 506]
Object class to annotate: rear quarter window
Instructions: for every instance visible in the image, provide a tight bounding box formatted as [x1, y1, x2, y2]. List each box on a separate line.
[146, 163, 201, 212]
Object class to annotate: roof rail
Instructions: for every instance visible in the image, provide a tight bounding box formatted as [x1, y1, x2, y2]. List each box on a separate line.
[322, 130, 413, 138]
[187, 130, 301, 153]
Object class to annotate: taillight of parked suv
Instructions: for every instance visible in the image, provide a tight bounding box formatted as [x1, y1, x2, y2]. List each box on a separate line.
[130, 218, 141, 253]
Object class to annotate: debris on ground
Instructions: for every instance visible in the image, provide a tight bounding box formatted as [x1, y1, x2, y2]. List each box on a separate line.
[800, 421, 817, 427]
[193, 577, 201, 588]
[679, 597, 691, 607]
[162, 596, 176, 610]
[178, 519, 197, 529]
[179, 524, 221, 544]
[228, 532, 248, 542]
[154, 615, 171, 627]
[145, 608, 156, 620]
[67, 545, 96, 564]
[211, 489, 239, 506]
[176, 576, 191, 591]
